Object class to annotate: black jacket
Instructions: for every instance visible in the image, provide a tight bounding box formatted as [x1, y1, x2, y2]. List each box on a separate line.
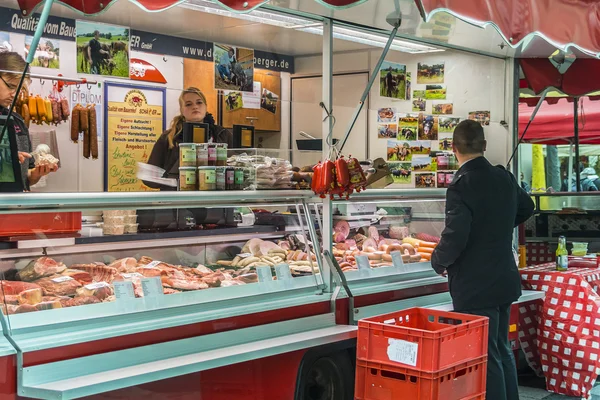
[0, 106, 34, 191]
[144, 114, 231, 190]
[431, 157, 535, 311]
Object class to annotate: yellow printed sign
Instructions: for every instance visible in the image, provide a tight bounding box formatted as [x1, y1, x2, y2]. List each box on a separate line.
[106, 87, 164, 192]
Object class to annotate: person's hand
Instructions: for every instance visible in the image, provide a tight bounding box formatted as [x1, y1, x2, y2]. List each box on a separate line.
[18, 152, 31, 164]
[28, 163, 58, 185]
[439, 269, 448, 277]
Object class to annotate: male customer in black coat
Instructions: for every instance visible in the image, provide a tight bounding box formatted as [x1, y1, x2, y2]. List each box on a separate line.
[431, 120, 534, 400]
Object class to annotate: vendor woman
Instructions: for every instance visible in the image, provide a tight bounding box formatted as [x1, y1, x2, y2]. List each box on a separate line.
[0, 52, 57, 191]
[145, 87, 232, 191]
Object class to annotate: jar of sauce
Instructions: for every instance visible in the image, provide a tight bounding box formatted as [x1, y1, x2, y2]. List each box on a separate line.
[196, 144, 208, 167]
[216, 143, 228, 166]
[216, 167, 226, 191]
[226, 167, 235, 190]
[179, 143, 196, 167]
[179, 167, 197, 191]
[198, 167, 216, 191]
[207, 144, 217, 166]
[234, 167, 245, 190]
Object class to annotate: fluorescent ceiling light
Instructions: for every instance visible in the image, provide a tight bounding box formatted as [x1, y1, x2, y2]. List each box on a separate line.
[179, 0, 442, 54]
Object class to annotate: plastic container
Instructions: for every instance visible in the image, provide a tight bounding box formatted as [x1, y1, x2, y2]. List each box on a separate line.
[198, 167, 216, 191]
[571, 242, 588, 256]
[124, 223, 139, 234]
[357, 308, 488, 372]
[0, 212, 82, 237]
[103, 224, 125, 236]
[216, 143, 228, 166]
[216, 167, 226, 191]
[103, 210, 127, 217]
[355, 357, 487, 400]
[179, 143, 197, 167]
[207, 144, 217, 166]
[124, 215, 138, 224]
[179, 167, 197, 191]
[196, 144, 208, 167]
[103, 216, 125, 225]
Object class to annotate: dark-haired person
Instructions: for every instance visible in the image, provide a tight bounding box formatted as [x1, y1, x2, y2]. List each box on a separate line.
[431, 120, 534, 400]
[0, 52, 57, 191]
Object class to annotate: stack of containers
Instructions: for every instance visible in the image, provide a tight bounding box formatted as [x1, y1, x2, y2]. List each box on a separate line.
[355, 307, 489, 400]
[102, 210, 138, 235]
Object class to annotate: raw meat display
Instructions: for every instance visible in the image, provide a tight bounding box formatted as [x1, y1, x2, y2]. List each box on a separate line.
[333, 220, 350, 243]
[34, 275, 82, 297]
[17, 257, 66, 282]
[70, 263, 118, 282]
[0, 281, 41, 295]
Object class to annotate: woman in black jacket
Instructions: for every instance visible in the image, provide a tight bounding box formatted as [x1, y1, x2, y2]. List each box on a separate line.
[145, 87, 231, 191]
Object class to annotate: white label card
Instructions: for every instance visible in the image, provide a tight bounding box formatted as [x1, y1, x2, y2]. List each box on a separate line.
[141, 277, 164, 297]
[145, 261, 162, 268]
[387, 338, 419, 367]
[256, 266, 273, 282]
[84, 282, 110, 290]
[355, 255, 371, 270]
[51, 275, 74, 283]
[113, 281, 135, 300]
[274, 263, 292, 281]
[238, 253, 253, 259]
[391, 251, 404, 268]
[121, 272, 143, 279]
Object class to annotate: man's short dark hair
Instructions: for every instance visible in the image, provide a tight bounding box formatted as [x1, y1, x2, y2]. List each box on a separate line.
[453, 119, 485, 154]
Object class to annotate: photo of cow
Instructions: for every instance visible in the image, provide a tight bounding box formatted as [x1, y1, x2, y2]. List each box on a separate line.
[439, 137, 453, 151]
[432, 103, 453, 115]
[418, 114, 439, 141]
[378, 123, 398, 139]
[425, 85, 446, 100]
[417, 62, 445, 84]
[412, 155, 436, 172]
[25, 36, 59, 69]
[398, 114, 418, 141]
[76, 21, 130, 77]
[215, 44, 254, 93]
[468, 111, 491, 126]
[388, 162, 412, 184]
[387, 140, 412, 162]
[439, 117, 460, 133]
[415, 173, 436, 188]
[379, 61, 407, 100]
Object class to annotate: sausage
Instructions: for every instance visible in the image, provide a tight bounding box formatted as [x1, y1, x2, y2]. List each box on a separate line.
[51, 99, 60, 124]
[44, 99, 53, 125]
[347, 157, 367, 192]
[71, 106, 80, 143]
[418, 241, 437, 249]
[60, 98, 70, 120]
[311, 162, 322, 194]
[382, 253, 393, 262]
[21, 104, 30, 128]
[417, 247, 434, 255]
[410, 254, 423, 263]
[335, 156, 350, 187]
[89, 106, 98, 159]
[79, 106, 89, 131]
[28, 95, 37, 123]
[386, 244, 403, 254]
[418, 253, 432, 261]
[83, 128, 90, 158]
[36, 96, 47, 123]
[321, 160, 335, 195]
[401, 243, 417, 255]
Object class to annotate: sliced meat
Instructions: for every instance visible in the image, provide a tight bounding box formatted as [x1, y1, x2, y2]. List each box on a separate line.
[70, 264, 118, 283]
[61, 269, 93, 284]
[333, 220, 351, 243]
[0, 280, 41, 295]
[14, 304, 37, 313]
[61, 296, 101, 307]
[161, 276, 208, 291]
[368, 226, 380, 242]
[76, 283, 113, 301]
[389, 226, 409, 240]
[17, 288, 43, 305]
[17, 257, 66, 282]
[34, 301, 62, 311]
[361, 238, 378, 251]
[107, 258, 138, 273]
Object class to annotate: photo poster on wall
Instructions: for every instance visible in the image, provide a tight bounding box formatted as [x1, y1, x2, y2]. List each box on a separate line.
[224, 91, 244, 112]
[417, 62, 445, 84]
[104, 83, 166, 192]
[379, 61, 408, 100]
[432, 103, 453, 115]
[398, 114, 418, 141]
[261, 88, 278, 114]
[418, 114, 439, 141]
[76, 20, 130, 78]
[377, 108, 398, 139]
[71, 83, 104, 142]
[24, 35, 60, 69]
[469, 111, 491, 126]
[214, 43, 255, 93]
[425, 85, 446, 100]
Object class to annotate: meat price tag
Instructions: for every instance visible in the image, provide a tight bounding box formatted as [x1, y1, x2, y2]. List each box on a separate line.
[84, 282, 110, 290]
[141, 277, 164, 297]
[121, 272, 143, 279]
[113, 281, 135, 300]
[387, 338, 418, 367]
[51, 275, 74, 283]
[256, 266, 273, 283]
[274, 263, 292, 281]
[355, 255, 371, 270]
[390, 251, 404, 268]
[144, 260, 162, 268]
[238, 253, 253, 259]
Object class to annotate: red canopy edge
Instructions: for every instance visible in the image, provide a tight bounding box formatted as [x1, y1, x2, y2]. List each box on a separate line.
[519, 96, 600, 107]
[17, 0, 185, 16]
[520, 59, 600, 98]
[416, 0, 600, 56]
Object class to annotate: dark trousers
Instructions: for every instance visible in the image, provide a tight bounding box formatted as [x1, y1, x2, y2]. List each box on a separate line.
[457, 303, 519, 400]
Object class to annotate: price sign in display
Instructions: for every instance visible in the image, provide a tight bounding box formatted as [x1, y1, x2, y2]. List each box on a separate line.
[113, 281, 135, 301]
[141, 276, 164, 297]
[256, 266, 273, 283]
[274, 263, 292, 281]
[105, 83, 166, 192]
[390, 251, 404, 268]
[355, 255, 371, 271]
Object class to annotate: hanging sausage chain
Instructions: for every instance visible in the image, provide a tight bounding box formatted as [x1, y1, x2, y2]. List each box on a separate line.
[14, 83, 70, 128]
[70, 103, 98, 160]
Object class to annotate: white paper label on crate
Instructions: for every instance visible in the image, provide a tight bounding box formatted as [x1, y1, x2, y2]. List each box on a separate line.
[144, 260, 162, 269]
[121, 272, 143, 279]
[256, 266, 273, 283]
[141, 277, 163, 297]
[355, 255, 371, 270]
[51, 275, 74, 283]
[390, 251, 404, 268]
[84, 282, 110, 290]
[387, 338, 418, 367]
[274, 263, 292, 281]
[113, 281, 135, 300]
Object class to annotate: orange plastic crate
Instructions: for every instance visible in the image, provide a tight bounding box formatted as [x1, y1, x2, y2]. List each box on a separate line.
[355, 357, 487, 400]
[0, 212, 82, 236]
[357, 307, 488, 372]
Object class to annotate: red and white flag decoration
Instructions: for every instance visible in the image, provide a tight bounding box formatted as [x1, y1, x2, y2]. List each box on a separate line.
[129, 58, 167, 84]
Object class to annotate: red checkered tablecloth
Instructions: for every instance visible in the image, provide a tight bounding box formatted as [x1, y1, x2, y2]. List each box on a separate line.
[519, 263, 600, 398]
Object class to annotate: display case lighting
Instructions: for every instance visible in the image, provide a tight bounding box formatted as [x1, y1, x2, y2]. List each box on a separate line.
[180, 0, 442, 54]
